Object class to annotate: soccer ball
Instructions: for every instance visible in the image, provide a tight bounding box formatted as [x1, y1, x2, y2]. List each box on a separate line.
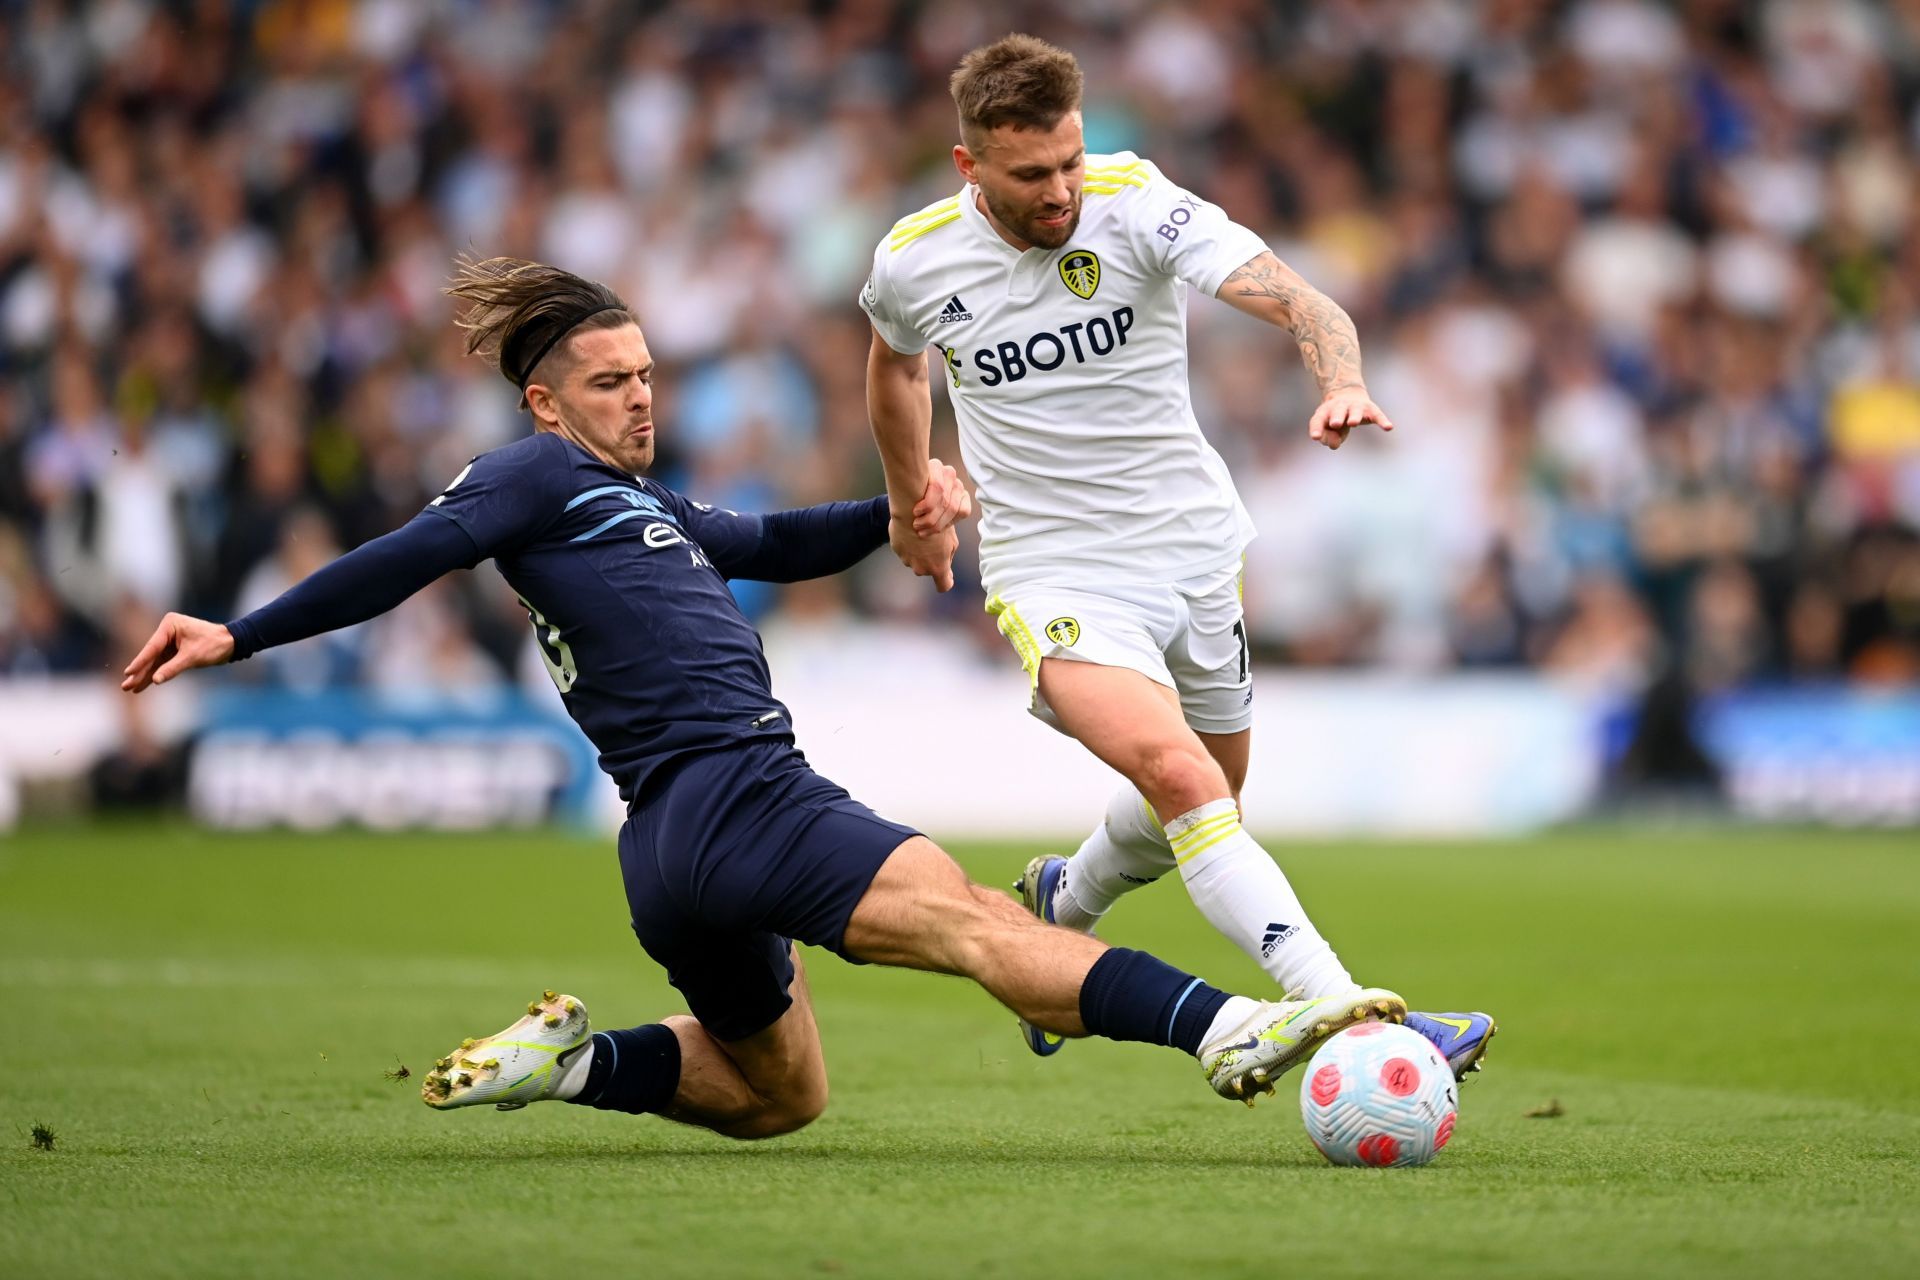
[1299, 1022, 1458, 1167]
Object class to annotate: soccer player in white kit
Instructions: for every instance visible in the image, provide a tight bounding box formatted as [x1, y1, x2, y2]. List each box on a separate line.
[861, 34, 1494, 1090]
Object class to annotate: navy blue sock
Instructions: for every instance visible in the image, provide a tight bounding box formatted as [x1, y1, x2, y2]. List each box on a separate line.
[569, 1024, 681, 1115]
[1079, 948, 1232, 1055]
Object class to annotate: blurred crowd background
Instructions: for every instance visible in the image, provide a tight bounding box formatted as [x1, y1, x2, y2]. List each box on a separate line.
[3, 0, 1918, 749]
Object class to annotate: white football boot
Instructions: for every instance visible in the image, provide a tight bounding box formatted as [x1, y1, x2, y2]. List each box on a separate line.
[1200, 988, 1407, 1104]
[422, 990, 592, 1112]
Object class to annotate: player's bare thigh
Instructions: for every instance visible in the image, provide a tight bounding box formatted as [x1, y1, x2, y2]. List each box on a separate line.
[840, 835, 1023, 972]
[662, 945, 827, 1136]
[840, 834, 1098, 1033]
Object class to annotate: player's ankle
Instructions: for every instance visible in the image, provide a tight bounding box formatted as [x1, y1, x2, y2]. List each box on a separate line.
[567, 1024, 681, 1114]
[1198, 995, 1262, 1057]
[552, 1032, 599, 1100]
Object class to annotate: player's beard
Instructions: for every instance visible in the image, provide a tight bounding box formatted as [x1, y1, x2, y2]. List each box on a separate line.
[983, 185, 1080, 250]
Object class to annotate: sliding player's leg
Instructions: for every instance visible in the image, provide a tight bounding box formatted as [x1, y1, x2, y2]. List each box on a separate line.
[427, 741, 873, 1134]
[420, 948, 829, 1139]
[841, 835, 1403, 1099]
[654, 946, 828, 1138]
[424, 794, 833, 1138]
[619, 741, 1397, 1101]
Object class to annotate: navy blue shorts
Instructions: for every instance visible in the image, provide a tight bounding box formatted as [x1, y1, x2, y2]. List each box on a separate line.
[618, 740, 919, 1042]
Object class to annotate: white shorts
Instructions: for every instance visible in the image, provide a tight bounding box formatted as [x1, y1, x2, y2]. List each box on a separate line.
[986, 565, 1253, 736]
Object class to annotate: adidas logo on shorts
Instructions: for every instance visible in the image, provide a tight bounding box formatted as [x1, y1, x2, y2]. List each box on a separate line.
[936, 295, 974, 323]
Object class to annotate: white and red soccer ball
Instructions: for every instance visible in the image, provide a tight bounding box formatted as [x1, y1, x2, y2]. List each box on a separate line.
[1299, 1022, 1459, 1167]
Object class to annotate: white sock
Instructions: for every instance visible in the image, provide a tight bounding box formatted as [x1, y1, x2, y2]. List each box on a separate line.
[1199, 995, 1264, 1056]
[1165, 799, 1359, 1001]
[553, 1032, 598, 1100]
[1054, 785, 1175, 930]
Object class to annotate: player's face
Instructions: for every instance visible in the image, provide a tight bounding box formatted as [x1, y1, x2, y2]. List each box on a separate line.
[540, 323, 657, 475]
[958, 112, 1084, 250]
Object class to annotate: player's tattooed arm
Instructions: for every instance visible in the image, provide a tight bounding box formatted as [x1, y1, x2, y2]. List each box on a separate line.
[1218, 251, 1394, 450]
[1220, 252, 1364, 394]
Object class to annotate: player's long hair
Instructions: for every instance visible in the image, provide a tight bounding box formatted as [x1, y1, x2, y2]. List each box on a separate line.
[950, 34, 1082, 146]
[444, 254, 634, 391]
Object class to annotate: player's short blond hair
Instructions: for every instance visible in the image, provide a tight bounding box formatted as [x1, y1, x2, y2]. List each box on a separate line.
[950, 34, 1083, 149]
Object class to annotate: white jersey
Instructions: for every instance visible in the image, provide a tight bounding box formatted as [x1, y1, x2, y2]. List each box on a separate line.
[860, 152, 1266, 593]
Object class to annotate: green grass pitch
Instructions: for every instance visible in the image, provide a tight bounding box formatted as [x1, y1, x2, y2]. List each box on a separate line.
[2, 824, 1916, 1278]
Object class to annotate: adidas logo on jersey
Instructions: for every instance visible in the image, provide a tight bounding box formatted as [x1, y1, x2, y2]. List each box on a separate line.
[936, 295, 974, 324]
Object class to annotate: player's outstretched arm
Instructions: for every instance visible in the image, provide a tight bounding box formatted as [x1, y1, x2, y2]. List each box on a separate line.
[121, 511, 478, 694]
[679, 462, 966, 585]
[684, 495, 890, 585]
[1216, 250, 1395, 451]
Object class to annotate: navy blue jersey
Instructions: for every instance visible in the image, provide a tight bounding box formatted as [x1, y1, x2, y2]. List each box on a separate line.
[229, 430, 889, 804]
[423, 433, 888, 802]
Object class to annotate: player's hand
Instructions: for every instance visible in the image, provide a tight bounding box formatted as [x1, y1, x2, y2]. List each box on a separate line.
[889, 517, 960, 593]
[910, 458, 972, 536]
[121, 612, 234, 693]
[1310, 386, 1394, 451]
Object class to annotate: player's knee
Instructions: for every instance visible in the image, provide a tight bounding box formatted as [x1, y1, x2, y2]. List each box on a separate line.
[731, 1082, 827, 1140]
[785, 1078, 829, 1131]
[1133, 745, 1226, 816]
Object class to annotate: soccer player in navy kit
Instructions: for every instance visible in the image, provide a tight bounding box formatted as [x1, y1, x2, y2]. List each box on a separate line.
[121, 256, 1395, 1139]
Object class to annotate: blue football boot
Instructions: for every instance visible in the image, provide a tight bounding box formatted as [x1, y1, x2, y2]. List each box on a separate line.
[1011, 855, 1073, 1057]
[1405, 1011, 1497, 1082]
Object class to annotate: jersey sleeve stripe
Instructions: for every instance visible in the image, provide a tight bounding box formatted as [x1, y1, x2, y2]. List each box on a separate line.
[889, 210, 961, 249]
[889, 196, 961, 235]
[890, 208, 957, 237]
